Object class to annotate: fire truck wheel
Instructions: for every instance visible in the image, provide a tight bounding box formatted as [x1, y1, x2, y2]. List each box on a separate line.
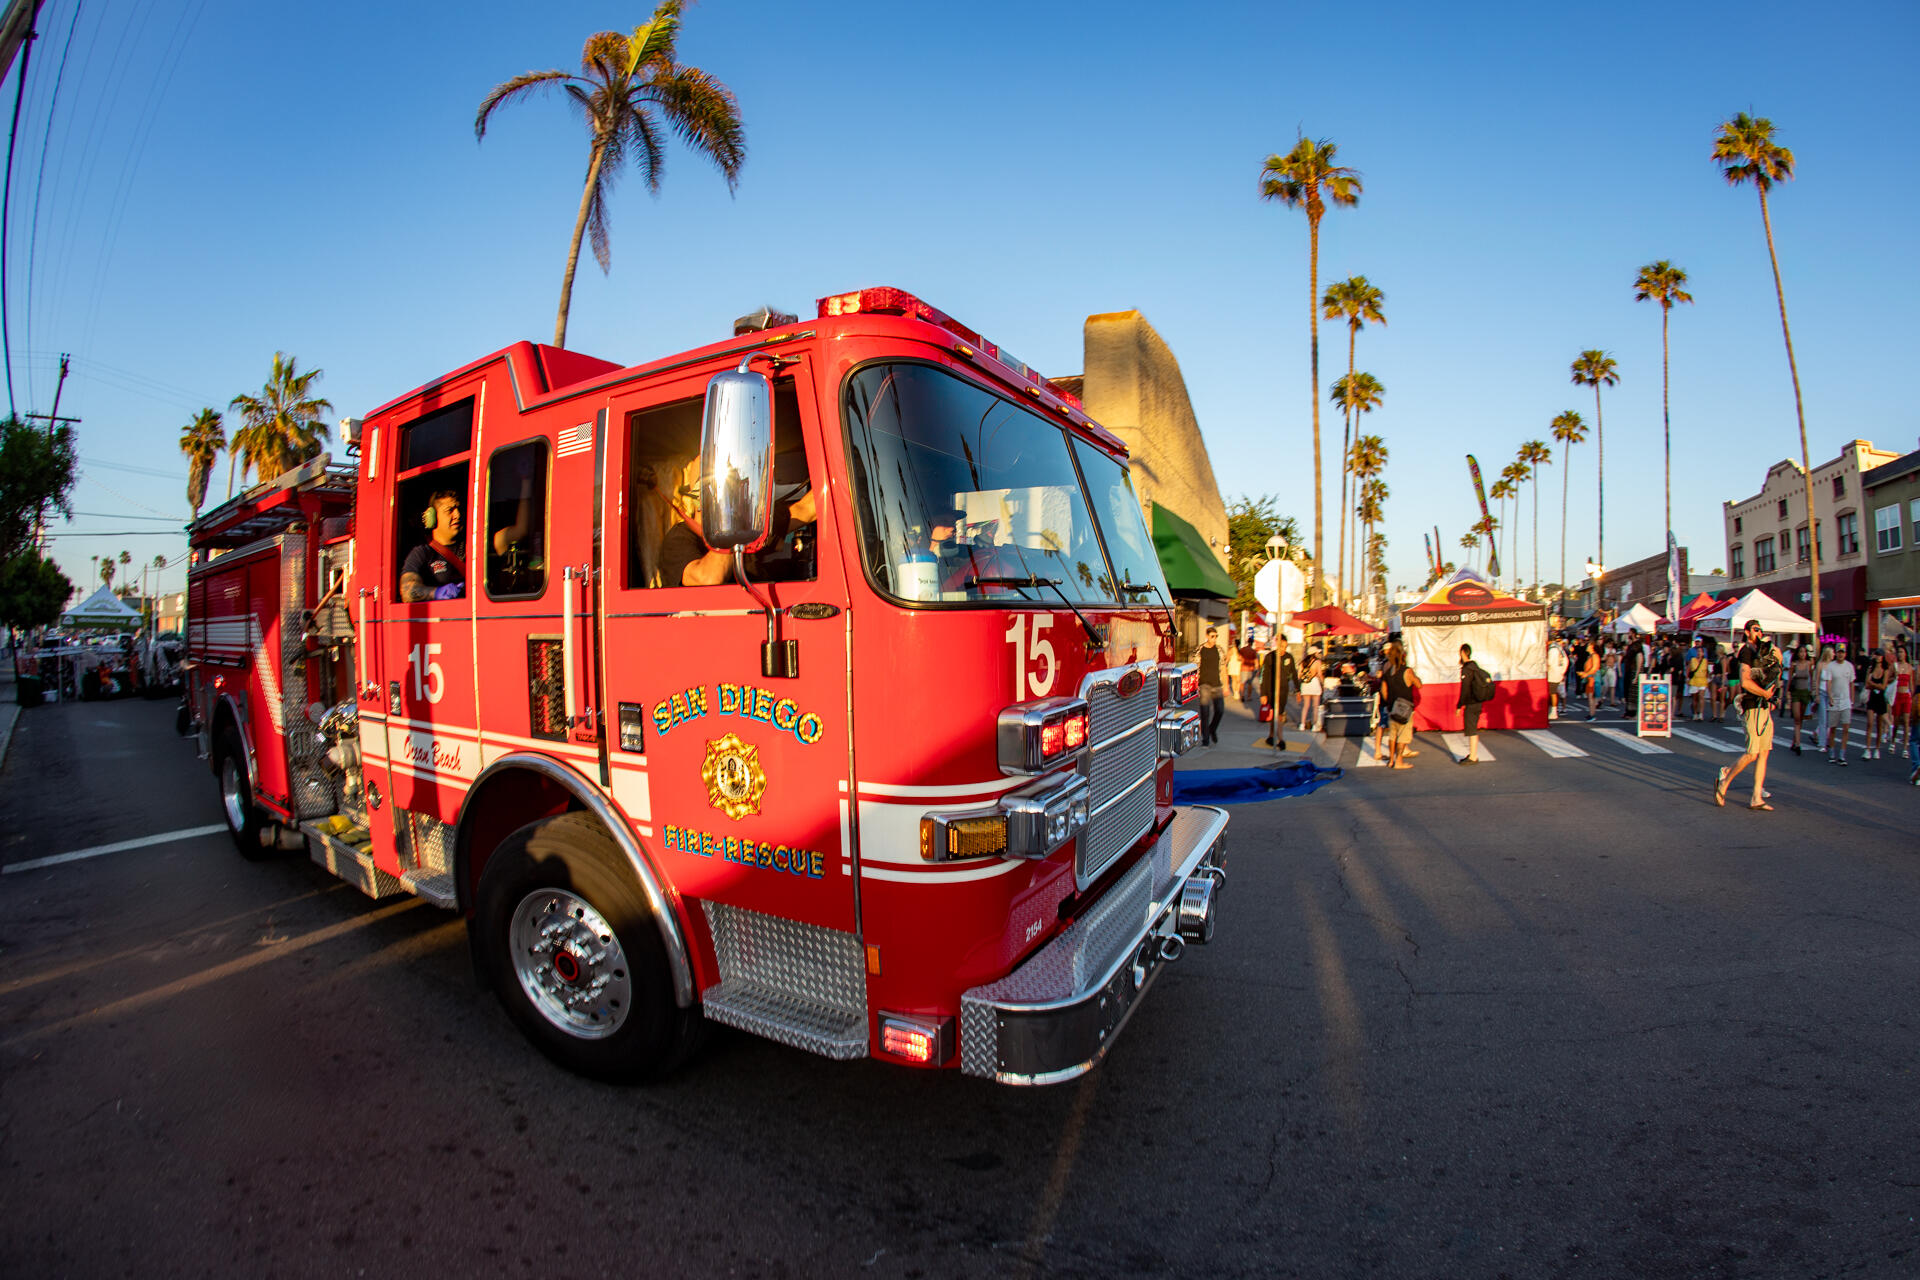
[474, 813, 702, 1083]
[216, 728, 271, 860]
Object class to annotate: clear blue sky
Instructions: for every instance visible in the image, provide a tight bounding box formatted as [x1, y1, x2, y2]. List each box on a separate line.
[14, 0, 1917, 601]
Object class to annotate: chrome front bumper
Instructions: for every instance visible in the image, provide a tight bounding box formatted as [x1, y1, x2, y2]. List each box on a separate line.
[959, 804, 1229, 1085]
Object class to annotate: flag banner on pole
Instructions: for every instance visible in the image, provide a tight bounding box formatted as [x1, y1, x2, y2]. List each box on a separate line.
[1467, 455, 1499, 579]
[1666, 531, 1681, 622]
[1423, 532, 1434, 575]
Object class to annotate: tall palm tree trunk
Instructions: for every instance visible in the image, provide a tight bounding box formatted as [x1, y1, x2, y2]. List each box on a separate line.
[226, 451, 237, 500]
[1532, 474, 1541, 598]
[1307, 215, 1323, 604]
[554, 141, 609, 350]
[1336, 327, 1354, 603]
[1661, 306, 1671, 541]
[1559, 449, 1571, 609]
[1593, 386, 1605, 583]
[1758, 188, 1819, 632]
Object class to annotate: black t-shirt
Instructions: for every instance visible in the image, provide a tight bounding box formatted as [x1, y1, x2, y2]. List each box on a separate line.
[401, 540, 464, 596]
[658, 522, 712, 589]
[1735, 641, 1781, 710]
[1197, 646, 1222, 688]
[659, 504, 815, 589]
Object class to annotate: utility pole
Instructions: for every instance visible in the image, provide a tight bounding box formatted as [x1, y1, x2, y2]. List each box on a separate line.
[25, 352, 75, 550]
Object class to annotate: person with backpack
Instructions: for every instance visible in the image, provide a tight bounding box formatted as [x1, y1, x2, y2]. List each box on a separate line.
[1456, 643, 1494, 764]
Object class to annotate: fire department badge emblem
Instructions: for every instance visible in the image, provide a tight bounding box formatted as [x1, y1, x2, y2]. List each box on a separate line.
[701, 733, 766, 820]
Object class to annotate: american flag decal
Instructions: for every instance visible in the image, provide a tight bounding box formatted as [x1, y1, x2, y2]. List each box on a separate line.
[557, 422, 593, 458]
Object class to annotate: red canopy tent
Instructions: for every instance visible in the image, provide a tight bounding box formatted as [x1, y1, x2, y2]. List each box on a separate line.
[1290, 604, 1380, 638]
[1401, 570, 1549, 731]
[1660, 592, 1722, 632]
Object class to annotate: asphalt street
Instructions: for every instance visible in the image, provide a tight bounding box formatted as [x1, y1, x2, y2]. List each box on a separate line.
[3, 694, 1918, 1278]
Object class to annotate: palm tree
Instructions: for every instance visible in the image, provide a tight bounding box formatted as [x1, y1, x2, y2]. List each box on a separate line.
[1549, 410, 1588, 606]
[228, 353, 333, 488]
[1502, 460, 1532, 595]
[1346, 433, 1388, 599]
[1459, 530, 1481, 572]
[476, 4, 746, 351]
[1517, 440, 1553, 597]
[97, 558, 111, 587]
[1633, 261, 1694, 542]
[179, 408, 224, 518]
[1714, 112, 1818, 630]
[1472, 515, 1499, 576]
[1329, 372, 1384, 598]
[1260, 136, 1361, 600]
[117, 550, 131, 590]
[1322, 276, 1386, 600]
[1570, 350, 1620, 574]
[1358, 477, 1389, 609]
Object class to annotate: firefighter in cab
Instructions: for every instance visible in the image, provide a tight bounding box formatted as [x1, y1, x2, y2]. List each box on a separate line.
[402, 491, 465, 601]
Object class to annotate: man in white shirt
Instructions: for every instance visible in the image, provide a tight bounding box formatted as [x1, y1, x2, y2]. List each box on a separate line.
[1545, 638, 1569, 721]
[1820, 643, 1857, 765]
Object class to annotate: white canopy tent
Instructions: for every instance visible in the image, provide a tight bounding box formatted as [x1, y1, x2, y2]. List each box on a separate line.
[1606, 603, 1663, 634]
[1691, 588, 1816, 637]
[60, 584, 142, 630]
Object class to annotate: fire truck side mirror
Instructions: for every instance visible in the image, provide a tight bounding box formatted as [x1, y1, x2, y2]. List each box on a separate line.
[698, 361, 776, 556]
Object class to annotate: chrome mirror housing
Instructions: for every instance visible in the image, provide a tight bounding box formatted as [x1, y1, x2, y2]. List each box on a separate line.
[699, 359, 776, 555]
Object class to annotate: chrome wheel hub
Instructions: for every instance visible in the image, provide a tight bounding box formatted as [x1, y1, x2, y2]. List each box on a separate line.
[509, 889, 631, 1039]
[220, 758, 246, 832]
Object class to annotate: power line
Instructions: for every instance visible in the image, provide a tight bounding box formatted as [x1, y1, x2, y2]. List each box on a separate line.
[22, 0, 82, 410]
[0, 0, 44, 417]
[63, 510, 182, 520]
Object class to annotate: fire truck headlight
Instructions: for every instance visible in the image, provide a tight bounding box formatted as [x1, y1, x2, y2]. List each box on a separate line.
[1159, 662, 1198, 707]
[921, 773, 1087, 862]
[997, 696, 1092, 775]
[920, 812, 1007, 861]
[1158, 709, 1202, 758]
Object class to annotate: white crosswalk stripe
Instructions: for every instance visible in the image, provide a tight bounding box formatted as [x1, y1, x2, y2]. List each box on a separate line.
[1354, 738, 1387, 768]
[1441, 733, 1493, 762]
[1517, 729, 1588, 758]
[1588, 726, 1673, 755]
[1669, 726, 1744, 754]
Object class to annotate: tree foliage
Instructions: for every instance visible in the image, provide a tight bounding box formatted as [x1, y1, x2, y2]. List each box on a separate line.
[1224, 494, 1302, 618]
[0, 417, 78, 564]
[229, 354, 332, 486]
[0, 549, 71, 632]
[477, 2, 746, 349]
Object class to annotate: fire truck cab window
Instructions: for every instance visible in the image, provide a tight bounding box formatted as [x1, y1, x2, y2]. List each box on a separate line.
[626, 379, 815, 589]
[400, 399, 474, 470]
[843, 362, 1121, 605]
[397, 463, 469, 603]
[485, 440, 549, 599]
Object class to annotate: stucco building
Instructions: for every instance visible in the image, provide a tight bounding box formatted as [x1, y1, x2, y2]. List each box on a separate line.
[1862, 443, 1920, 647]
[1721, 439, 1900, 643]
[1056, 310, 1234, 655]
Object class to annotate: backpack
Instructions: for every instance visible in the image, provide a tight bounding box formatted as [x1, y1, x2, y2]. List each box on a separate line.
[1468, 663, 1495, 704]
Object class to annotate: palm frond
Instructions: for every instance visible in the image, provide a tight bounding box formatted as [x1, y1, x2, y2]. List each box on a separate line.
[649, 67, 745, 189]
[627, 1, 684, 74]
[475, 69, 575, 139]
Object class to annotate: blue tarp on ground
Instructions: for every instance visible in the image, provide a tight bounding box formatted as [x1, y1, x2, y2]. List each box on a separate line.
[1170, 761, 1343, 806]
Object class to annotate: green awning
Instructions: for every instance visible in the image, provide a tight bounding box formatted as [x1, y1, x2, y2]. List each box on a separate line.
[1150, 504, 1236, 599]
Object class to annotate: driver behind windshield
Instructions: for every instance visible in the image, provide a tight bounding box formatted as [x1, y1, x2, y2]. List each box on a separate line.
[401, 490, 465, 601]
[659, 452, 817, 587]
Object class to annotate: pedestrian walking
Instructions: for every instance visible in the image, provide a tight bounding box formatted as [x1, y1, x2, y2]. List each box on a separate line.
[1546, 637, 1569, 721]
[1299, 650, 1324, 732]
[1890, 639, 1913, 761]
[1380, 641, 1422, 770]
[1456, 643, 1493, 764]
[1685, 638, 1711, 720]
[1580, 640, 1601, 719]
[1260, 641, 1296, 748]
[1786, 643, 1814, 754]
[1196, 626, 1225, 747]
[1863, 649, 1891, 760]
[1820, 643, 1856, 765]
[1715, 618, 1781, 811]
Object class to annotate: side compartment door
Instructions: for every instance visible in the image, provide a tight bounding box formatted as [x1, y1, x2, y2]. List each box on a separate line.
[600, 356, 858, 933]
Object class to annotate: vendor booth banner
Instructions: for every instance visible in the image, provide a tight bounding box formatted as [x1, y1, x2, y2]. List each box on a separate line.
[1400, 569, 1550, 731]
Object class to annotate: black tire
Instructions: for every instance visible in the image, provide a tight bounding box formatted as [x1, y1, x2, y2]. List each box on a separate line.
[215, 727, 272, 860]
[473, 812, 703, 1083]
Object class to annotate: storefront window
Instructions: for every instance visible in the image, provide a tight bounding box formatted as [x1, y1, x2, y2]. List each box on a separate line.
[1754, 536, 1775, 573]
[1836, 511, 1860, 557]
[1729, 544, 1744, 579]
[843, 362, 1123, 605]
[1877, 504, 1904, 553]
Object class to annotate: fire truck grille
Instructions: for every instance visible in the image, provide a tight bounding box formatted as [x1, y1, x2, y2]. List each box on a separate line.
[1076, 663, 1159, 886]
[700, 902, 868, 1059]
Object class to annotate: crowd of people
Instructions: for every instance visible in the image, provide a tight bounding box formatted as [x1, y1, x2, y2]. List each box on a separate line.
[1197, 624, 1920, 790]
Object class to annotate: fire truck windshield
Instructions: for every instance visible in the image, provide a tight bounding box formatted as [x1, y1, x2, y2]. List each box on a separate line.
[844, 362, 1157, 607]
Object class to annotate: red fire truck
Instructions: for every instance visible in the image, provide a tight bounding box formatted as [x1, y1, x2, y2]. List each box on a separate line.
[184, 287, 1227, 1084]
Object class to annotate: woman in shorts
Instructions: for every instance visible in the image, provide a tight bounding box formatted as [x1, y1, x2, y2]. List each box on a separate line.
[1891, 639, 1914, 761]
[1787, 643, 1815, 753]
[1685, 641, 1711, 720]
[1298, 651, 1324, 732]
[1863, 649, 1891, 760]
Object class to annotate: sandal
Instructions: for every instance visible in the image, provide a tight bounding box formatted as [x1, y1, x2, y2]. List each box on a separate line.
[1713, 767, 1729, 807]
[1748, 800, 1774, 811]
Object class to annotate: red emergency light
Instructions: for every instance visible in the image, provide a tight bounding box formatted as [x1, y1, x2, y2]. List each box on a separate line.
[816, 287, 1085, 411]
[878, 1012, 953, 1065]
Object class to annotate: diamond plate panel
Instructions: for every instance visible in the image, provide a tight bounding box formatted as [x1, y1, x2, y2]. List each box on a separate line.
[403, 810, 454, 876]
[705, 902, 866, 1016]
[702, 979, 868, 1059]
